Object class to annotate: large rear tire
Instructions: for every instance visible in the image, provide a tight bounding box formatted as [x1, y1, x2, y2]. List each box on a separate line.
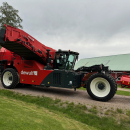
[86, 73, 117, 101]
[1, 68, 19, 89]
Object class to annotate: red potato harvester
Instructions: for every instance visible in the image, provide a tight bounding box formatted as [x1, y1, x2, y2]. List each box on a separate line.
[0, 24, 117, 101]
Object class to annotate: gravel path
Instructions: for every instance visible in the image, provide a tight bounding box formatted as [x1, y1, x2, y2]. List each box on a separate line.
[0, 82, 130, 110]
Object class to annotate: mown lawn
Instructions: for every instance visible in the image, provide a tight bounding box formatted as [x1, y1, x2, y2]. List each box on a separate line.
[0, 95, 96, 130]
[0, 89, 130, 130]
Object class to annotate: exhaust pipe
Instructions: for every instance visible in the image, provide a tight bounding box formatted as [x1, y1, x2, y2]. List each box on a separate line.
[0, 28, 6, 44]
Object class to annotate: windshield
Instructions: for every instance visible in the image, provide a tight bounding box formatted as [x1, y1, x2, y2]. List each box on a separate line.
[66, 54, 75, 70]
[54, 52, 77, 70]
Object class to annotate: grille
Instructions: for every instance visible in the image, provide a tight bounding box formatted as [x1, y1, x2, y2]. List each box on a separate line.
[53, 73, 61, 85]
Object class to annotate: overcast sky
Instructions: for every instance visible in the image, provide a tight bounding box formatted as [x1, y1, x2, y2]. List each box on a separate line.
[1, 0, 130, 60]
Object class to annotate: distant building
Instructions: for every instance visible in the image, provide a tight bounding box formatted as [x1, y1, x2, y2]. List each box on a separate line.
[74, 53, 130, 80]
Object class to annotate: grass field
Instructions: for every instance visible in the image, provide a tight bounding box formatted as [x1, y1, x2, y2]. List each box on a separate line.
[0, 95, 96, 130]
[0, 89, 130, 130]
[116, 90, 130, 96]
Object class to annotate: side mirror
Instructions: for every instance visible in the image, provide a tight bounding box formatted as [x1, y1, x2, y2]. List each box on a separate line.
[76, 55, 78, 60]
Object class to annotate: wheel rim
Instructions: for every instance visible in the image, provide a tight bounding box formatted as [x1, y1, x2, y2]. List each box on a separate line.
[3, 71, 13, 86]
[90, 77, 110, 97]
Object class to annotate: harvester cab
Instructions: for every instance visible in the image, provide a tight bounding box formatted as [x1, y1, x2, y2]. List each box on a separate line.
[53, 50, 79, 70]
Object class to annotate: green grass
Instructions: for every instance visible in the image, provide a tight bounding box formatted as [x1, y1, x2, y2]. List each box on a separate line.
[116, 108, 123, 114]
[0, 89, 130, 130]
[0, 96, 94, 130]
[116, 90, 130, 96]
[117, 85, 121, 88]
[88, 108, 98, 114]
[79, 87, 86, 90]
[126, 110, 130, 116]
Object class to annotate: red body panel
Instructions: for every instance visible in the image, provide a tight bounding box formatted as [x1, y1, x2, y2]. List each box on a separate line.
[119, 75, 130, 88]
[0, 47, 13, 65]
[4, 24, 56, 65]
[0, 47, 21, 65]
[0, 25, 57, 86]
[13, 60, 53, 85]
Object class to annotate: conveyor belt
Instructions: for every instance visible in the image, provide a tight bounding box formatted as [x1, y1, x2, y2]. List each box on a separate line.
[0, 41, 46, 64]
[0, 26, 54, 65]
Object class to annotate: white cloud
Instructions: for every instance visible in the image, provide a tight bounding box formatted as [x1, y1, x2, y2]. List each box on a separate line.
[1, 0, 130, 59]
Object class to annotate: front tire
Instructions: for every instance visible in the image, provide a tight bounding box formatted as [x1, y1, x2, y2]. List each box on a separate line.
[86, 73, 117, 101]
[1, 68, 19, 89]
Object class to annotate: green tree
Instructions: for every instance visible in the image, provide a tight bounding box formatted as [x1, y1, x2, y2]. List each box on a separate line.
[0, 2, 23, 29]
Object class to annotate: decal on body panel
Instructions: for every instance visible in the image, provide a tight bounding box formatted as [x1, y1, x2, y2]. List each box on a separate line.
[21, 70, 38, 76]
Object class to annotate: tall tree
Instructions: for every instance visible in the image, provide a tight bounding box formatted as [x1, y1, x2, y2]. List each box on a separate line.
[0, 2, 23, 29]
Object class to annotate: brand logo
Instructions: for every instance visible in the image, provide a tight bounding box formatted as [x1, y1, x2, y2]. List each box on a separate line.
[21, 70, 38, 76]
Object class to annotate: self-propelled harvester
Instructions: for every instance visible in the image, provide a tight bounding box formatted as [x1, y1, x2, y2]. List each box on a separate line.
[0, 25, 117, 101]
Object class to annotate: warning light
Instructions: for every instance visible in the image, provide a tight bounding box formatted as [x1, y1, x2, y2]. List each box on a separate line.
[48, 82, 50, 84]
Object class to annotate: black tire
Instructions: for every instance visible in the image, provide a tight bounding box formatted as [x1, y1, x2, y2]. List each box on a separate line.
[1, 68, 19, 89]
[86, 73, 117, 102]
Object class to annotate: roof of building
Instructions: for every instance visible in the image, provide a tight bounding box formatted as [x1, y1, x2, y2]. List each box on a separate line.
[74, 53, 130, 71]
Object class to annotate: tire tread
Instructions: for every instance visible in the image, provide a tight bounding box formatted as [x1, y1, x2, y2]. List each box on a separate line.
[86, 73, 117, 101]
[1, 68, 19, 89]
